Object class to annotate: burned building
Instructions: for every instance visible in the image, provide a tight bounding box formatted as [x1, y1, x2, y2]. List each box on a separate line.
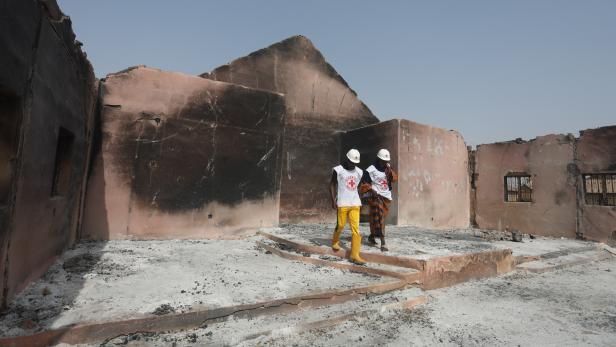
[1, 0, 615, 310]
[82, 67, 286, 239]
[474, 134, 578, 238]
[342, 119, 470, 228]
[473, 126, 616, 243]
[576, 126, 616, 242]
[201, 36, 379, 222]
[0, 0, 97, 307]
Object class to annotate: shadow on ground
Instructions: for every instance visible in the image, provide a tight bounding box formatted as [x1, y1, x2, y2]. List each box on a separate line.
[0, 241, 109, 337]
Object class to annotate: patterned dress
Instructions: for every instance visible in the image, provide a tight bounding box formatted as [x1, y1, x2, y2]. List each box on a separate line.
[360, 164, 398, 238]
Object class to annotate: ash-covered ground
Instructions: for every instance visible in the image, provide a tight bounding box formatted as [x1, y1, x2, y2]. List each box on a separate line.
[0, 236, 386, 337]
[253, 258, 616, 347]
[270, 223, 594, 259]
[49, 258, 616, 347]
[1, 224, 613, 347]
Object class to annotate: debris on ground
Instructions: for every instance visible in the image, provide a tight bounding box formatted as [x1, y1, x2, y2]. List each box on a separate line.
[152, 304, 175, 316]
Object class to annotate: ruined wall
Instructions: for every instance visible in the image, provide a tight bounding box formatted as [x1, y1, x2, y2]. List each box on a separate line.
[202, 36, 379, 222]
[341, 119, 469, 229]
[475, 135, 577, 238]
[82, 67, 285, 240]
[576, 126, 616, 242]
[468, 147, 478, 227]
[0, 0, 97, 306]
[397, 120, 470, 229]
[341, 120, 399, 224]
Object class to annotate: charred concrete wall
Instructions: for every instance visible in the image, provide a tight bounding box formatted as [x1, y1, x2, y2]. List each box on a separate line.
[397, 120, 470, 229]
[576, 126, 616, 242]
[468, 147, 478, 227]
[342, 120, 399, 224]
[475, 135, 578, 238]
[0, 0, 97, 306]
[82, 67, 285, 240]
[342, 119, 470, 229]
[202, 36, 379, 222]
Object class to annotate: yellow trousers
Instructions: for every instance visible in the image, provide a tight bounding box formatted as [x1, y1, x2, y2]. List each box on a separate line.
[332, 206, 364, 262]
[334, 206, 361, 238]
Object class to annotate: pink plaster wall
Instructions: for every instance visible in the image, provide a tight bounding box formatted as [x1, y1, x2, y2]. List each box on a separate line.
[475, 134, 577, 238]
[82, 67, 285, 240]
[397, 120, 470, 229]
[576, 126, 616, 242]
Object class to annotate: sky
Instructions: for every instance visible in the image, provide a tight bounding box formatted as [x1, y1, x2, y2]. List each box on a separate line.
[58, 1, 616, 145]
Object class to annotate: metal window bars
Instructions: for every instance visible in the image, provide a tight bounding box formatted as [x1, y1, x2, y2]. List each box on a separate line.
[584, 173, 616, 206]
[505, 175, 532, 202]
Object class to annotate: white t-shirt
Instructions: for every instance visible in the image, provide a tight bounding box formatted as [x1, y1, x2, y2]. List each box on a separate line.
[333, 165, 363, 207]
[366, 165, 392, 200]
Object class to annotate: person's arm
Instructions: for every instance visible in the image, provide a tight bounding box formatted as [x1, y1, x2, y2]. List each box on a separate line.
[388, 164, 398, 183]
[386, 163, 398, 190]
[329, 171, 337, 210]
[360, 170, 372, 184]
[359, 170, 372, 194]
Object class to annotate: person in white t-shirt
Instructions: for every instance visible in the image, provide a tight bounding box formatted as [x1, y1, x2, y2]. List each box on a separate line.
[359, 149, 398, 252]
[329, 149, 366, 265]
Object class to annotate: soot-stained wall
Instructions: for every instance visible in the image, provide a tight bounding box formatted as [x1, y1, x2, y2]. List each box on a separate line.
[201, 35, 379, 222]
[82, 66, 285, 240]
[475, 135, 578, 238]
[576, 126, 616, 242]
[0, 0, 97, 306]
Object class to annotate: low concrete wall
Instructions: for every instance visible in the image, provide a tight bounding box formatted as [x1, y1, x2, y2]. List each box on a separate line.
[397, 120, 470, 229]
[0, 0, 97, 306]
[202, 36, 379, 223]
[420, 249, 515, 290]
[576, 126, 616, 242]
[475, 135, 578, 238]
[82, 67, 285, 240]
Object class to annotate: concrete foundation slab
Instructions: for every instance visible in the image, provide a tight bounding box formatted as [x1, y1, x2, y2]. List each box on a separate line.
[264, 224, 594, 260]
[516, 250, 613, 273]
[0, 238, 390, 339]
[258, 258, 616, 346]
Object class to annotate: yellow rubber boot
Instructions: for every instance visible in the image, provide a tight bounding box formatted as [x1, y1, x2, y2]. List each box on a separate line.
[348, 207, 366, 265]
[331, 229, 342, 251]
[350, 233, 366, 265]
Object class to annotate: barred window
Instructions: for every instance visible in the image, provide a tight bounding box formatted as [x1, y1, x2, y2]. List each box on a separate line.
[583, 174, 616, 206]
[504, 174, 532, 202]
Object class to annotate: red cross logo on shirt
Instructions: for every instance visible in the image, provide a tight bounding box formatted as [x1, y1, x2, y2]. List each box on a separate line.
[346, 176, 357, 190]
[377, 178, 388, 191]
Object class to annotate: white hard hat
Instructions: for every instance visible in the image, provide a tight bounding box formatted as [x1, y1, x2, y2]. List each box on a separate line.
[346, 149, 360, 164]
[377, 149, 391, 161]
